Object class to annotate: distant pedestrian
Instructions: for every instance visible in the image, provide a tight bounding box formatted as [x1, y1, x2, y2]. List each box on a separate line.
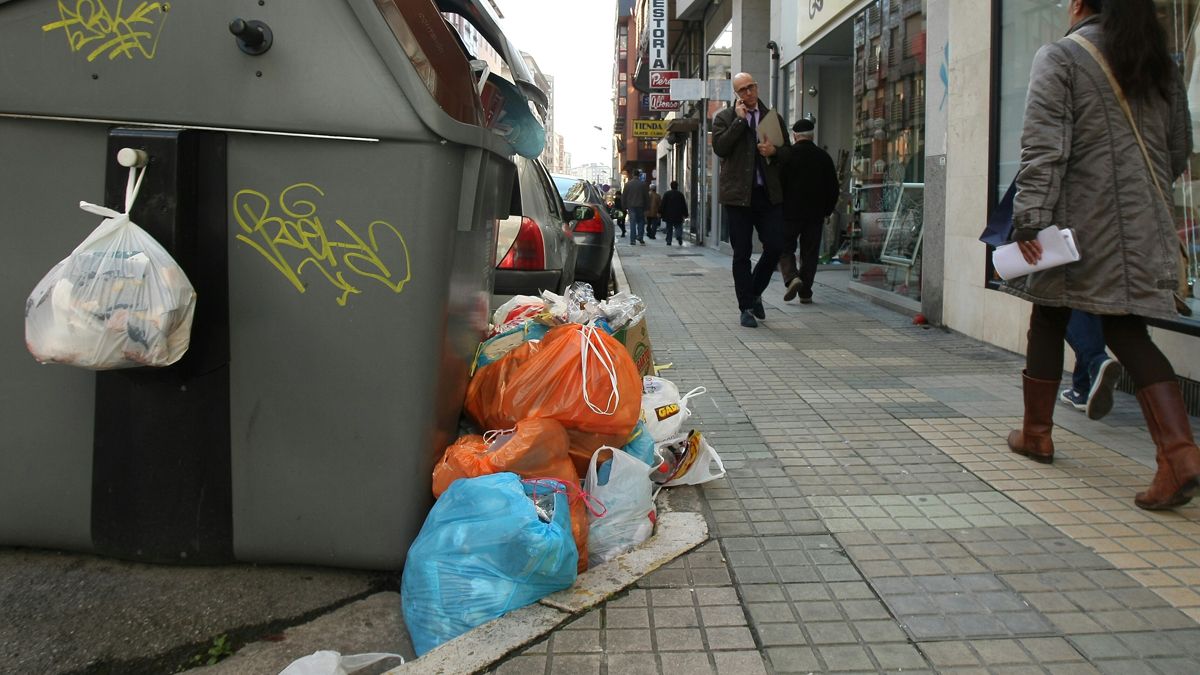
[778, 118, 839, 304]
[1004, 0, 1200, 510]
[661, 181, 688, 246]
[623, 173, 650, 245]
[609, 191, 625, 237]
[1058, 311, 1123, 420]
[711, 71, 791, 328]
[646, 184, 662, 239]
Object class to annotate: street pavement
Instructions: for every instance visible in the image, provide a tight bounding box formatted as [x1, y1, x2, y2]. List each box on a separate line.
[491, 240, 1200, 675]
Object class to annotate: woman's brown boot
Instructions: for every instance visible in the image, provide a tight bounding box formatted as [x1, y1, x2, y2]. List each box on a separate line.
[1134, 381, 1200, 510]
[1007, 371, 1060, 463]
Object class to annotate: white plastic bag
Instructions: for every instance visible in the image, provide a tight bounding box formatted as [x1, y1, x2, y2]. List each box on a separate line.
[660, 431, 726, 487]
[24, 166, 196, 369]
[599, 291, 646, 330]
[279, 650, 403, 675]
[491, 294, 546, 335]
[640, 376, 707, 442]
[585, 446, 656, 566]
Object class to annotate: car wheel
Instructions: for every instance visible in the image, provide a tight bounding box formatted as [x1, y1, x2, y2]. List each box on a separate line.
[593, 260, 614, 300]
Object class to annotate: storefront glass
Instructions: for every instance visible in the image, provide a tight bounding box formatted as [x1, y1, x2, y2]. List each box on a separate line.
[997, 0, 1198, 315]
[846, 0, 927, 302]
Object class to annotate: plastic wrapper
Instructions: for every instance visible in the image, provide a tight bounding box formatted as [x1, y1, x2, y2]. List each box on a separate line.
[401, 473, 577, 656]
[472, 321, 550, 373]
[490, 295, 547, 336]
[431, 418, 589, 572]
[599, 291, 646, 331]
[585, 447, 656, 566]
[657, 431, 727, 487]
[540, 283, 604, 326]
[25, 169, 196, 369]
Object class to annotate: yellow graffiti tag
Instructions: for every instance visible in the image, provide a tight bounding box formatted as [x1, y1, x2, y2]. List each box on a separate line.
[43, 1, 170, 62]
[233, 183, 413, 307]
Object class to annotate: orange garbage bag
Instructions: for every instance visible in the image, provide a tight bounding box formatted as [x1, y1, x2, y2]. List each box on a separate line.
[502, 324, 641, 439]
[431, 418, 590, 572]
[464, 339, 541, 431]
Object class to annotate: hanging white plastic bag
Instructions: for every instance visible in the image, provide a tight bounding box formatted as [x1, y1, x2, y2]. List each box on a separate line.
[660, 431, 726, 487]
[279, 650, 403, 675]
[25, 166, 196, 369]
[640, 376, 707, 442]
[585, 446, 656, 566]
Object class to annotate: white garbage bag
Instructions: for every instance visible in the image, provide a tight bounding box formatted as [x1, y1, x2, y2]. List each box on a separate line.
[278, 650, 403, 675]
[640, 376, 706, 442]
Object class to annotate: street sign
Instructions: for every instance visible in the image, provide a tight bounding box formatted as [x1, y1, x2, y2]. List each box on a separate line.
[669, 78, 704, 100]
[649, 93, 681, 111]
[632, 119, 670, 138]
[650, 70, 679, 89]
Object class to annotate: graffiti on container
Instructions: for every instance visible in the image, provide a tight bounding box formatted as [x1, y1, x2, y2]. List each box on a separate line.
[42, 1, 170, 62]
[233, 183, 413, 307]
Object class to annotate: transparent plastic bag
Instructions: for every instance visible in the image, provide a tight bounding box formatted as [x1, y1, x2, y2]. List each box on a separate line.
[279, 651, 403, 675]
[25, 167, 196, 369]
[400, 473, 577, 655]
[599, 291, 646, 331]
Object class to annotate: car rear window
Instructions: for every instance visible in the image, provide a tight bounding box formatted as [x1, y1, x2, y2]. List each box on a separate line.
[553, 176, 589, 204]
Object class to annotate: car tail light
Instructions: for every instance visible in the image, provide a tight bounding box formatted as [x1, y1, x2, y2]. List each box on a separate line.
[574, 207, 604, 234]
[498, 217, 546, 270]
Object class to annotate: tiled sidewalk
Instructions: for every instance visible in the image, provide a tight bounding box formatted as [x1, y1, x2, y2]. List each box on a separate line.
[491, 243, 1200, 674]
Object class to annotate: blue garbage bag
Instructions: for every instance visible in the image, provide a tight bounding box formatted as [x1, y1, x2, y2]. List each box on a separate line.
[401, 473, 578, 655]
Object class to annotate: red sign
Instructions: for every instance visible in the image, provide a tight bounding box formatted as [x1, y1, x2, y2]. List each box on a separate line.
[649, 93, 681, 111]
[649, 70, 679, 89]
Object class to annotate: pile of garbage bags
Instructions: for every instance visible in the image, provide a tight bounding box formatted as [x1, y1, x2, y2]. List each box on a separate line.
[401, 284, 727, 655]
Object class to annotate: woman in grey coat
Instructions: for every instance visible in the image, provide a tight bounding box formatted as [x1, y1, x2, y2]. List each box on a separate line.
[1005, 0, 1200, 510]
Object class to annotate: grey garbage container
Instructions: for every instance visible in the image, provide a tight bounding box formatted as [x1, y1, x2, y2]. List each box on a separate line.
[0, 0, 527, 569]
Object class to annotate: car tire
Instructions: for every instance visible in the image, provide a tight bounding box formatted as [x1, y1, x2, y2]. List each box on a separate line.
[593, 260, 614, 300]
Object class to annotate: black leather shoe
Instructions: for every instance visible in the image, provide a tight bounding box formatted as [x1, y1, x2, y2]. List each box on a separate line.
[752, 297, 766, 320]
[740, 310, 757, 328]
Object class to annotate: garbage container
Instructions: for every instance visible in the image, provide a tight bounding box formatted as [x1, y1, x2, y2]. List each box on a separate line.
[0, 0, 534, 569]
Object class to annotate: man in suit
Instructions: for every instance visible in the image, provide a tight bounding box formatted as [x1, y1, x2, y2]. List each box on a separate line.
[779, 118, 840, 304]
[711, 72, 791, 328]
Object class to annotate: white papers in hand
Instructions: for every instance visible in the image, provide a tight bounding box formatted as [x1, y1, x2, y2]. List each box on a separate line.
[993, 226, 1081, 280]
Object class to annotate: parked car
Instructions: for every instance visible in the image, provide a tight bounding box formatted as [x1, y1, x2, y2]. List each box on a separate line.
[552, 173, 616, 299]
[494, 157, 577, 296]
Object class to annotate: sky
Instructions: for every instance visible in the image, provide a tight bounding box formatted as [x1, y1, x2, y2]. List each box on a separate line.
[497, 1, 618, 169]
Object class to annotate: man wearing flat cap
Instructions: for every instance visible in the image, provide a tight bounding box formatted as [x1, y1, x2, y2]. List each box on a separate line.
[778, 117, 840, 304]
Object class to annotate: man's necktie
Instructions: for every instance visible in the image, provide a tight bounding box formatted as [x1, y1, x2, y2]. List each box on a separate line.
[748, 109, 765, 187]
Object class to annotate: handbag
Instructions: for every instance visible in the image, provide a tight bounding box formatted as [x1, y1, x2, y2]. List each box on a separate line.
[1067, 33, 1192, 315]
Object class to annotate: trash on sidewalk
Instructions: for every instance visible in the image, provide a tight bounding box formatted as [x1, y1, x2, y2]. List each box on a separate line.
[25, 165, 196, 369]
[278, 650, 403, 675]
[656, 431, 727, 487]
[585, 446, 657, 566]
[431, 418, 589, 572]
[641, 376, 707, 442]
[401, 473, 578, 656]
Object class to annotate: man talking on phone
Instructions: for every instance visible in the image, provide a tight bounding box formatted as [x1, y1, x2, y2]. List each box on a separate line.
[711, 72, 791, 328]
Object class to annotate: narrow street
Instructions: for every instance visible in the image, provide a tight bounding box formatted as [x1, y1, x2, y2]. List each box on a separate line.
[493, 243, 1200, 675]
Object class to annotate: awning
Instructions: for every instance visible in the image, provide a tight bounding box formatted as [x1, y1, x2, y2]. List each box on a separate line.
[667, 117, 699, 133]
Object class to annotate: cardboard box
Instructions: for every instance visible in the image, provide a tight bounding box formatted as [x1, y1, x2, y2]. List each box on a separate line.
[615, 317, 654, 377]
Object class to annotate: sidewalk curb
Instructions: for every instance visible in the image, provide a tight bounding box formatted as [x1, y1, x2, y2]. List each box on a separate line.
[388, 510, 708, 674]
[612, 249, 630, 295]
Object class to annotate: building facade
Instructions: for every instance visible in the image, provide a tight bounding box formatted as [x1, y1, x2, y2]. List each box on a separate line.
[623, 0, 1200, 405]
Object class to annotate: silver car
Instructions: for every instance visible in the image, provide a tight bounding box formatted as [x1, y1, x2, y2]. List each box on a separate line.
[494, 157, 577, 296]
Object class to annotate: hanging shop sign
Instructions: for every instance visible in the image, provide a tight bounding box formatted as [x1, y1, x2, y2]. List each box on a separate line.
[649, 93, 682, 111]
[633, 119, 670, 138]
[798, 0, 866, 46]
[649, 0, 669, 69]
[650, 70, 679, 89]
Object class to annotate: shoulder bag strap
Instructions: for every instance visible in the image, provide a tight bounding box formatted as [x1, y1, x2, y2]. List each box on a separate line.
[1065, 32, 1170, 208]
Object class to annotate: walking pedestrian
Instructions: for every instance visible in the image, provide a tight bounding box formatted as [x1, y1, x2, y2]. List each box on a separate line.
[1058, 310, 1124, 420]
[609, 191, 625, 237]
[712, 72, 791, 328]
[1004, 0, 1200, 510]
[623, 172, 650, 245]
[647, 184, 662, 239]
[661, 181, 688, 246]
[778, 118, 840, 304]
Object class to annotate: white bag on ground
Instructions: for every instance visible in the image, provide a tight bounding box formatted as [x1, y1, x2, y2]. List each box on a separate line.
[279, 650, 403, 675]
[585, 446, 656, 566]
[660, 431, 726, 487]
[640, 376, 706, 442]
[24, 166, 196, 369]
